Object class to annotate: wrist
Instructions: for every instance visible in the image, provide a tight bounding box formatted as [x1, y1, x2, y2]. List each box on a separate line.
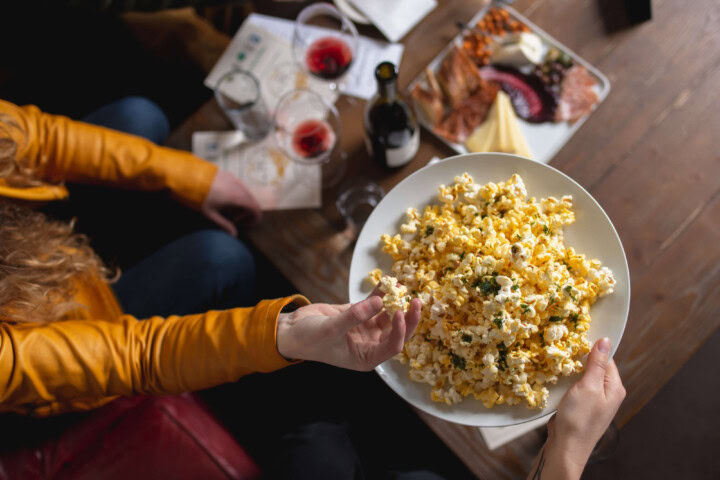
[542, 436, 589, 480]
[276, 313, 299, 361]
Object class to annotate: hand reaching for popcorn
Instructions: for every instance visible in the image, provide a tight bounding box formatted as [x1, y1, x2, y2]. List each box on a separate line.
[276, 287, 422, 371]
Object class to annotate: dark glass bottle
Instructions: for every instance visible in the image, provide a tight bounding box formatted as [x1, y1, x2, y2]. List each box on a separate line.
[364, 61, 419, 169]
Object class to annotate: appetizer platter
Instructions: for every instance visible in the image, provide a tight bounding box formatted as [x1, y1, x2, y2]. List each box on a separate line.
[409, 5, 610, 164]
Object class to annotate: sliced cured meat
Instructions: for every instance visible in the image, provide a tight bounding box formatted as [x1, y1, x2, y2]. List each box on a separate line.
[435, 108, 470, 144]
[437, 47, 483, 109]
[434, 79, 499, 143]
[555, 65, 598, 124]
[478, 66, 556, 123]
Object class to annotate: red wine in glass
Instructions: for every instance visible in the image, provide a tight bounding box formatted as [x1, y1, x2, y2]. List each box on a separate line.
[305, 36, 353, 80]
[292, 119, 335, 158]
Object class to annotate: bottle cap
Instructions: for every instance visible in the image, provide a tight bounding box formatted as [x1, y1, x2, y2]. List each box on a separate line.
[375, 61, 397, 83]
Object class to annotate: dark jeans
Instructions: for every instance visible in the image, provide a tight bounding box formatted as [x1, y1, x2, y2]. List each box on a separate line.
[82, 96, 170, 145]
[77, 97, 255, 315]
[113, 229, 256, 317]
[80, 97, 463, 480]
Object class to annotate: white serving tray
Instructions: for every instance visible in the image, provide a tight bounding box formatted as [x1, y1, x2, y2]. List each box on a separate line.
[407, 5, 610, 164]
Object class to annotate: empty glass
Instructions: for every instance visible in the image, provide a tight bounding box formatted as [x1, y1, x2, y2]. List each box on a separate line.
[215, 69, 272, 141]
[336, 181, 385, 231]
[311, 181, 384, 268]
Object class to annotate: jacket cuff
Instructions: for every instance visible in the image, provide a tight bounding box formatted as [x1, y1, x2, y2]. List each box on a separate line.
[246, 295, 310, 372]
[161, 148, 219, 209]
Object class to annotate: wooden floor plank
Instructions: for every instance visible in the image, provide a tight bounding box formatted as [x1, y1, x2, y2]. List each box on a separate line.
[544, 0, 720, 188]
[614, 186, 720, 425]
[590, 60, 720, 275]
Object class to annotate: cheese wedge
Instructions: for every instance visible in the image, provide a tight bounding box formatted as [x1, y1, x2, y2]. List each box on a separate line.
[465, 91, 532, 158]
[490, 32, 544, 67]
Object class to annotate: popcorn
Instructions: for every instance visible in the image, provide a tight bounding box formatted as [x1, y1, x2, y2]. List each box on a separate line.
[366, 268, 383, 287]
[369, 173, 615, 410]
[378, 275, 409, 318]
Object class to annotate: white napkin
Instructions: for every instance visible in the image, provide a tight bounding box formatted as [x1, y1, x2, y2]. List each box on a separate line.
[245, 13, 404, 100]
[192, 131, 321, 211]
[479, 415, 550, 451]
[204, 22, 338, 110]
[348, 0, 437, 43]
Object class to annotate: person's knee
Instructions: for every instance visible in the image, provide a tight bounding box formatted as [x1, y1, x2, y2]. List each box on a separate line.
[190, 230, 256, 294]
[113, 96, 170, 143]
[194, 230, 254, 273]
[112, 230, 255, 316]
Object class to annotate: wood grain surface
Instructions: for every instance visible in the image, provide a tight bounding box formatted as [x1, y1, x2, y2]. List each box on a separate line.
[166, 1, 720, 477]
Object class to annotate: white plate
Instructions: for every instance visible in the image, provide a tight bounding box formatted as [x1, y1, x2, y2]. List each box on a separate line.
[348, 153, 630, 427]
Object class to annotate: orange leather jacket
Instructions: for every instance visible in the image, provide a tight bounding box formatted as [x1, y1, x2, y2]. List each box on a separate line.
[0, 99, 308, 416]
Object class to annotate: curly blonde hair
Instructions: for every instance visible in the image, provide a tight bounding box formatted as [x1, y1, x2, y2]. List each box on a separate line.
[1, 118, 113, 323]
[0, 115, 43, 188]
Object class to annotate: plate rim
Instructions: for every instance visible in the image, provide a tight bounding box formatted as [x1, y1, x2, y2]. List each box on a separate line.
[349, 152, 631, 426]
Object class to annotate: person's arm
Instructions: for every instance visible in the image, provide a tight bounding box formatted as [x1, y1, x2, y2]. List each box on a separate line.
[277, 292, 423, 372]
[0, 296, 306, 416]
[1, 98, 217, 209]
[0, 289, 421, 416]
[526, 338, 626, 480]
[1, 98, 261, 231]
[526, 434, 585, 480]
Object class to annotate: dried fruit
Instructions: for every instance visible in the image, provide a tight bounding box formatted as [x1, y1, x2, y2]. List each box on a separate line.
[462, 7, 530, 66]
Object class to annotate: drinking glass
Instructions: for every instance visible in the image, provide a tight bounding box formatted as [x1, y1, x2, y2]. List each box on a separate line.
[311, 181, 384, 271]
[273, 88, 345, 187]
[292, 3, 359, 92]
[215, 69, 272, 141]
[336, 181, 385, 232]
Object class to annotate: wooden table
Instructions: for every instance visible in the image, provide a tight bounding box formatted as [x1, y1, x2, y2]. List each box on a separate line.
[167, 0, 720, 477]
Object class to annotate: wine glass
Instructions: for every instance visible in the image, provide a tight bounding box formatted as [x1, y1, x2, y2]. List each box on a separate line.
[292, 3, 359, 93]
[273, 88, 345, 188]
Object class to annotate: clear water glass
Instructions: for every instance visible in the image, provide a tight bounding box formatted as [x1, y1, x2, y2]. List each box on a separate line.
[215, 69, 272, 141]
[336, 181, 385, 230]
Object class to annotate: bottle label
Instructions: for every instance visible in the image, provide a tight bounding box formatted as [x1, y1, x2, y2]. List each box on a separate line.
[385, 128, 419, 168]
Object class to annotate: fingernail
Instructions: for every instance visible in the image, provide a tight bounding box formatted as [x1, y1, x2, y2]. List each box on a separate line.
[598, 337, 611, 353]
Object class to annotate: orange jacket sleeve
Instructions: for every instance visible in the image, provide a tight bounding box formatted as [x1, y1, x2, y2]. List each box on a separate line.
[0, 99, 218, 208]
[0, 295, 308, 417]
